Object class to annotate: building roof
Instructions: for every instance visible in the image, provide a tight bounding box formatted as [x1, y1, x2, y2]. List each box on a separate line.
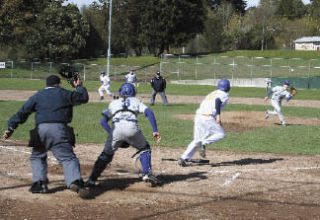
[294, 36, 320, 43]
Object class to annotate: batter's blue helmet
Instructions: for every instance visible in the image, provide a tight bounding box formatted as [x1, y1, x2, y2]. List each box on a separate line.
[119, 83, 136, 97]
[100, 71, 105, 75]
[217, 78, 231, 92]
[283, 80, 290, 86]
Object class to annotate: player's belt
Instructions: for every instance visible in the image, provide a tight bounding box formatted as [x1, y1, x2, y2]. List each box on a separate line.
[200, 114, 213, 117]
[112, 119, 137, 123]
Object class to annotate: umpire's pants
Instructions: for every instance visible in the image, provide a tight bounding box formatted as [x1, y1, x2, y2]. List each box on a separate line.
[150, 90, 168, 106]
[30, 123, 82, 187]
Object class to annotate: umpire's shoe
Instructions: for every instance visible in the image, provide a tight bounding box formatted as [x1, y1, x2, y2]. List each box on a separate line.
[142, 173, 162, 187]
[29, 180, 49, 194]
[69, 179, 91, 199]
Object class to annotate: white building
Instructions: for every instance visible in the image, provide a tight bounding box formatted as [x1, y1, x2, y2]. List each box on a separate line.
[294, 36, 320, 51]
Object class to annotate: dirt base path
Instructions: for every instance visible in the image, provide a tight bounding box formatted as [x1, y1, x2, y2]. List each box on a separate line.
[1, 142, 320, 219]
[1, 90, 319, 108]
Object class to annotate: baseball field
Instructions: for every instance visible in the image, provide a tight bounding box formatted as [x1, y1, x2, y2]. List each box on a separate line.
[1, 79, 320, 219]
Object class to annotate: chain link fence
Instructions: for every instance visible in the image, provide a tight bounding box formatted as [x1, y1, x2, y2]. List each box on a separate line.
[1, 55, 320, 88]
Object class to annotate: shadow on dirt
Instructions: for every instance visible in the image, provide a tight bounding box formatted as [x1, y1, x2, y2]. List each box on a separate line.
[161, 157, 283, 167]
[87, 171, 207, 199]
[212, 158, 283, 167]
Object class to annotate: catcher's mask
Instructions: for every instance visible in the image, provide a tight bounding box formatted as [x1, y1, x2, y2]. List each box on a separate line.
[217, 78, 231, 92]
[119, 83, 136, 97]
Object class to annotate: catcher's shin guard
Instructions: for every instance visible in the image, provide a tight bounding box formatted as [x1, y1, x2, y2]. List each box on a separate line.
[89, 152, 114, 181]
[139, 150, 152, 175]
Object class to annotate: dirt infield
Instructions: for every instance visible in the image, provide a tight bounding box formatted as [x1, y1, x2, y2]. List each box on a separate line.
[1, 142, 320, 219]
[1, 90, 320, 219]
[1, 90, 320, 108]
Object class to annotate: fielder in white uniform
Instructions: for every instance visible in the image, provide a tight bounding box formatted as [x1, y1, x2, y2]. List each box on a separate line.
[86, 83, 162, 187]
[178, 79, 230, 167]
[98, 71, 115, 100]
[264, 80, 292, 126]
[125, 68, 138, 88]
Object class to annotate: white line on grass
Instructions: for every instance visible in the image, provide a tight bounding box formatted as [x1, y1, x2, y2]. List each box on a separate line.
[222, 172, 240, 187]
[0, 145, 57, 163]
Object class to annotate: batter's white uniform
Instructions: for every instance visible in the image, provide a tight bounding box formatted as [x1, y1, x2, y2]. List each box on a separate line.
[125, 73, 138, 87]
[98, 75, 114, 97]
[266, 86, 291, 124]
[102, 97, 149, 153]
[181, 89, 229, 160]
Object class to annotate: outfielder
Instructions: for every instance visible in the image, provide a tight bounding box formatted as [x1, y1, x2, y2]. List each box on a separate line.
[178, 79, 230, 167]
[98, 70, 115, 100]
[85, 83, 162, 187]
[264, 80, 296, 126]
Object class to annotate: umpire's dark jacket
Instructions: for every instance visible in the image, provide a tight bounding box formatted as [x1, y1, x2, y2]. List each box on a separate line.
[150, 76, 166, 92]
[8, 86, 89, 129]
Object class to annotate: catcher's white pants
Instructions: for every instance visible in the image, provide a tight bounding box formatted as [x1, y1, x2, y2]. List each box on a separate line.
[181, 115, 226, 160]
[99, 85, 113, 97]
[267, 99, 285, 123]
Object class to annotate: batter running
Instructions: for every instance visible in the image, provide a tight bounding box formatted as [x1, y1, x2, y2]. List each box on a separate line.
[178, 79, 231, 167]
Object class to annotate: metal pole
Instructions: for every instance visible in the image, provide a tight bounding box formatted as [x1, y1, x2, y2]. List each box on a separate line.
[106, 0, 113, 76]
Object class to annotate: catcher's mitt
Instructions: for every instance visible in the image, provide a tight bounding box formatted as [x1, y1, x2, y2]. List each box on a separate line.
[290, 87, 297, 96]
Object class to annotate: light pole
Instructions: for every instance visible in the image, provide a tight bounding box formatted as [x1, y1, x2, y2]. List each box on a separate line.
[106, 0, 113, 77]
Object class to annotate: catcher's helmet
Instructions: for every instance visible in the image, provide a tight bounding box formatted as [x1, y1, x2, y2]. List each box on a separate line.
[217, 78, 231, 92]
[100, 71, 105, 75]
[283, 80, 290, 86]
[119, 83, 136, 97]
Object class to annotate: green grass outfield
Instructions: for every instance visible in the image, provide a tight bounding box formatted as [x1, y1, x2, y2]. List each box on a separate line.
[0, 78, 319, 100]
[1, 101, 319, 155]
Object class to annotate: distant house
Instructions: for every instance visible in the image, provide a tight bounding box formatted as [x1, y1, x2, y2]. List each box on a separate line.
[294, 37, 320, 51]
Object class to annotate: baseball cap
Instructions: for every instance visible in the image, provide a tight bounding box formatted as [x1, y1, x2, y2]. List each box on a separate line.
[156, 71, 161, 75]
[283, 80, 290, 86]
[46, 75, 61, 86]
[129, 68, 135, 71]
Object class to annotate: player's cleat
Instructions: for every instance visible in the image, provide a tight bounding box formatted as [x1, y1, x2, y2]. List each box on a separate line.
[113, 95, 119, 99]
[142, 173, 161, 187]
[178, 158, 188, 167]
[265, 111, 269, 119]
[69, 179, 91, 199]
[281, 121, 287, 126]
[84, 179, 96, 188]
[100, 96, 104, 100]
[199, 145, 206, 158]
[29, 180, 49, 194]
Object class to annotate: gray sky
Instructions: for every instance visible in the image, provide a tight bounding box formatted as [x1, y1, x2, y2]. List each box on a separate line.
[65, 0, 312, 9]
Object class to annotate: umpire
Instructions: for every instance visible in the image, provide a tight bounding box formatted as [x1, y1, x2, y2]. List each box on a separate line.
[150, 71, 168, 106]
[2, 75, 90, 198]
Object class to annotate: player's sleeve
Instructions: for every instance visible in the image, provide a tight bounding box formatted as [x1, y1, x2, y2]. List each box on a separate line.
[266, 90, 273, 98]
[215, 98, 222, 115]
[285, 91, 292, 102]
[144, 108, 158, 132]
[8, 94, 37, 130]
[101, 108, 112, 133]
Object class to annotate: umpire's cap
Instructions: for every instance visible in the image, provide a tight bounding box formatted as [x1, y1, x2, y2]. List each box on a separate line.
[46, 75, 61, 86]
[217, 78, 231, 92]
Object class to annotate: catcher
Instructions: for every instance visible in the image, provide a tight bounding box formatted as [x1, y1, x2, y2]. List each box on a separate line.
[264, 80, 297, 126]
[85, 83, 162, 187]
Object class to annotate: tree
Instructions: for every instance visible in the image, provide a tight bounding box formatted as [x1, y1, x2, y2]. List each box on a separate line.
[35, 3, 89, 59]
[209, 0, 246, 14]
[276, 0, 306, 20]
[127, 0, 206, 56]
